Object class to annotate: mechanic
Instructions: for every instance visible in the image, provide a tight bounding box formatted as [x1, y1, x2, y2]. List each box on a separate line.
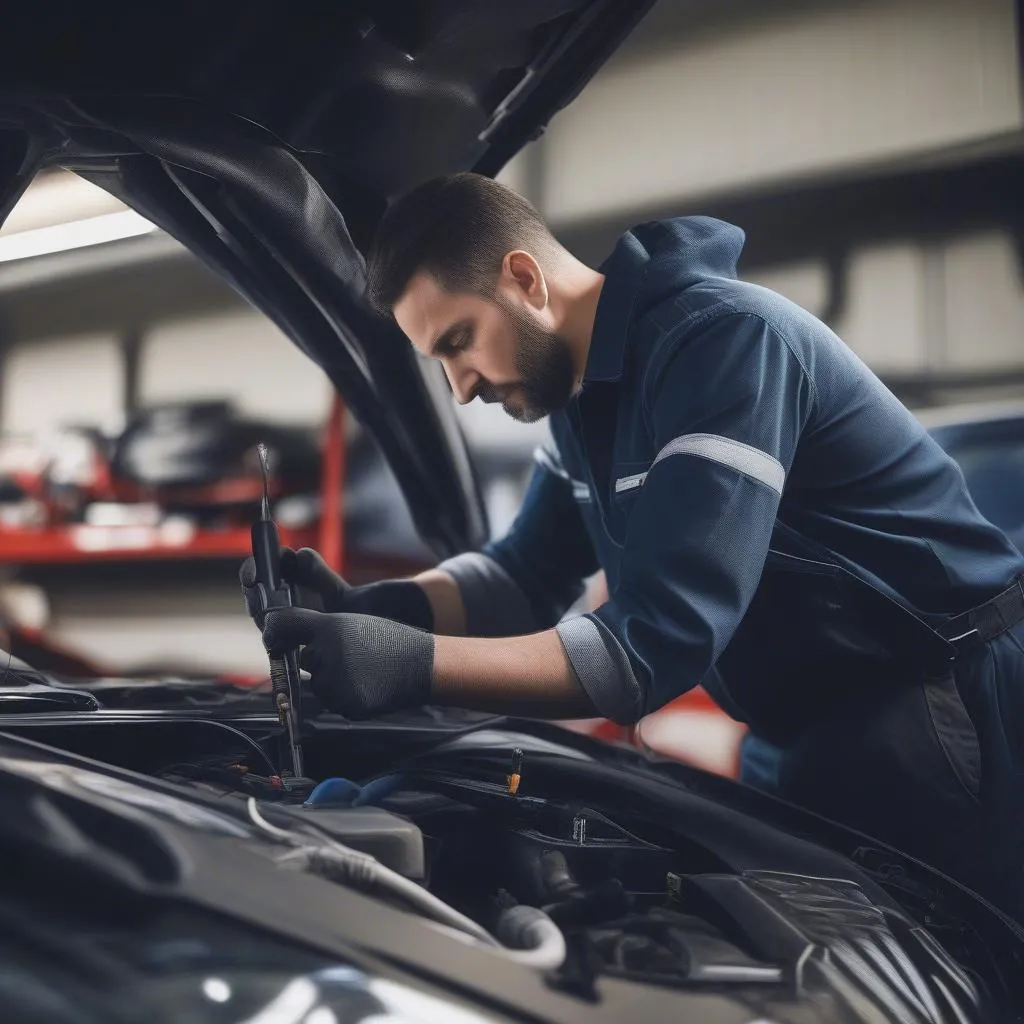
[243, 173, 1024, 922]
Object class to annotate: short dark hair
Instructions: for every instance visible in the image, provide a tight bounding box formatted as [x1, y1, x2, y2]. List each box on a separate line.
[365, 172, 556, 316]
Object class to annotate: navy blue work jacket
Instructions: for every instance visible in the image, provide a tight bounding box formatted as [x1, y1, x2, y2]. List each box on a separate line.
[484, 218, 1024, 729]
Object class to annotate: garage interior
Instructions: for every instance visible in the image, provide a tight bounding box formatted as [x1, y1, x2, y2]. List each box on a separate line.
[1, 0, 1022, 776]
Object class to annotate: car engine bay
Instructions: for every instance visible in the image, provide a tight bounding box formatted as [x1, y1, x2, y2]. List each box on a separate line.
[3, 700, 1022, 1023]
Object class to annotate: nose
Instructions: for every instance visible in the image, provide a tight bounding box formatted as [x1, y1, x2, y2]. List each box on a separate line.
[444, 361, 479, 405]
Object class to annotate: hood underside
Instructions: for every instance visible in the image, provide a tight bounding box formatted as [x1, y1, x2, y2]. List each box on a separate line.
[0, 0, 655, 555]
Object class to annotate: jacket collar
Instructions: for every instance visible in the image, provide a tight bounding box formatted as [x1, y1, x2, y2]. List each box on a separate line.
[582, 229, 651, 384]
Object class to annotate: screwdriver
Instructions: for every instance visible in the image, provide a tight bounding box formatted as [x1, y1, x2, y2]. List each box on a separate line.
[252, 442, 305, 781]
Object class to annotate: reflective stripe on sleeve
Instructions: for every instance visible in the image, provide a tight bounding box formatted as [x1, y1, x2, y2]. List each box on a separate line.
[615, 433, 785, 496]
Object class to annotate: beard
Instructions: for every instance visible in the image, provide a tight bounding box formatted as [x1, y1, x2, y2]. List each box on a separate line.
[479, 299, 577, 423]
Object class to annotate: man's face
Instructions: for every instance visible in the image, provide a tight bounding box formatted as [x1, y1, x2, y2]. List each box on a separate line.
[393, 267, 576, 424]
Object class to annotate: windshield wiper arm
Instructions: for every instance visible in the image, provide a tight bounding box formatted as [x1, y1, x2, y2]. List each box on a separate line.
[0, 688, 101, 712]
[0, 651, 101, 709]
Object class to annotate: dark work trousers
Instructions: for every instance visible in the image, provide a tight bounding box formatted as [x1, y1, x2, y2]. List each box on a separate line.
[741, 621, 1024, 924]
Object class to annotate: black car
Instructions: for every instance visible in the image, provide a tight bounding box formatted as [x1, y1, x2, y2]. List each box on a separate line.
[1, 4, 1023, 1021]
[925, 405, 1024, 557]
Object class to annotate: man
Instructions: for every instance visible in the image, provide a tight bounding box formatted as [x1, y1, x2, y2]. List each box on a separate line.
[243, 173, 1024, 921]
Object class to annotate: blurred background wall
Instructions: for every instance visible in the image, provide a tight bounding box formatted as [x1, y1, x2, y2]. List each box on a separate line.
[1, 0, 1022, 682]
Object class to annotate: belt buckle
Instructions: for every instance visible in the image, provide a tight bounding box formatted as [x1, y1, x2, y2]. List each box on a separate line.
[946, 627, 980, 644]
[945, 626, 980, 661]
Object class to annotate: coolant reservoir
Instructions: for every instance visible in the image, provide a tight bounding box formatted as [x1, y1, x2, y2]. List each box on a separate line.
[294, 806, 425, 880]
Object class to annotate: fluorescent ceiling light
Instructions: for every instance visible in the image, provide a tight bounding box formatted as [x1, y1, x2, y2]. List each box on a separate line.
[2, 169, 125, 234]
[0, 209, 159, 263]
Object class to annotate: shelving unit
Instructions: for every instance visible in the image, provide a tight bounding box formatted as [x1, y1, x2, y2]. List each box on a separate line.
[0, 523, 321, 565]
[0, 397, 353, 571]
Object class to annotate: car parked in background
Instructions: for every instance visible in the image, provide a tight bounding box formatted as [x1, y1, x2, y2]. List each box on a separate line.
[925, 402, 1024, 555]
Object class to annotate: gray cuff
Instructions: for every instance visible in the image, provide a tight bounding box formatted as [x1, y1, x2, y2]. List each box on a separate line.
[555, 614, 642, 724]
[436, 552, 537, 637]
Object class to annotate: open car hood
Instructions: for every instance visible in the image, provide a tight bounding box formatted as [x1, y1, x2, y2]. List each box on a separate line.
[0, 0, 655, 556]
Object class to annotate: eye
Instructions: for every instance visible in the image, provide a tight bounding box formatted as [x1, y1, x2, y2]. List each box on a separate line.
[450, 329, 473, 353]
[432, 323, 475, 359]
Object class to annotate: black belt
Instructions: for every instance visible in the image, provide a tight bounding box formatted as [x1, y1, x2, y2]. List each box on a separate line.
[938, 575, 1024, 655]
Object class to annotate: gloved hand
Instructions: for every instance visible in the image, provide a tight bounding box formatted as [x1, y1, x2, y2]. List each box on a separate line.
[239, 547, 327, 622]
[262, 607, 434, 719]
[240, 547, 433, 630]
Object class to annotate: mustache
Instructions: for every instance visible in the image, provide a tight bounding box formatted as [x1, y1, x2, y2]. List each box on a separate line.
[474, 381, 514, 404]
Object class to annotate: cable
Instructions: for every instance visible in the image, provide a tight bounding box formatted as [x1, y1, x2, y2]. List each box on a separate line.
[199, 721, 277, 776]
[247, 797, 298, 840]
[246, 798, 566, 968]
[326, 848, 501, 948]
[249, 797, 497, 945]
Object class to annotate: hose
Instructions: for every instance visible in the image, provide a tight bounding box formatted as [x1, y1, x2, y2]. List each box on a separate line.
[246, 798, 566, 969]
[303, 776, 362, 806]
[248, 798, 496, 946]
[303, 774, 406, 807]
[301, 844, 502, 948]
[495, 905, 568, 971]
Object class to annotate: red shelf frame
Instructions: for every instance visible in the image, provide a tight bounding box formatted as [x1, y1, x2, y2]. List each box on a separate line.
[0, 524, 322, 565]
[0, 397, 353, 570]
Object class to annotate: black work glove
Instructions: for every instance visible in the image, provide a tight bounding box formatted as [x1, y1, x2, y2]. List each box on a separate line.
[262, 607, 434, 719]
[239, 547, 433, 630]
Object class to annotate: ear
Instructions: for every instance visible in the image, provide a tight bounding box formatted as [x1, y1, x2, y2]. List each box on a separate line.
[502, 250, 548, 310]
